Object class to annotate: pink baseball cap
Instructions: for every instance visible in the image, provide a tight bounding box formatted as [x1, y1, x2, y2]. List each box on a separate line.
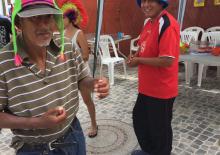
[17, 0, 62, 18]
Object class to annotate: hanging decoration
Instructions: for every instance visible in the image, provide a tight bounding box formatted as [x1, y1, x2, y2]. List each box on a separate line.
[214, 0, 220, 5]
[194, 0, 205, 7]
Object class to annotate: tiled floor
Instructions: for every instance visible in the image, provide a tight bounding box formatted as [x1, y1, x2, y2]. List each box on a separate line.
[0, 65, 220, 155]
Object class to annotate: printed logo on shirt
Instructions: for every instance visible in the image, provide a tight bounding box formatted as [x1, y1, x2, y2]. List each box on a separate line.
[140, 41, 147, 54]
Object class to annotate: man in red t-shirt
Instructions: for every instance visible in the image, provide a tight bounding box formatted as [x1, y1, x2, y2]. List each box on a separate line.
[127, 0, 180, 155]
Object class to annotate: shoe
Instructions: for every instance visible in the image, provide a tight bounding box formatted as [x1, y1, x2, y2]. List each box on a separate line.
[131, 150, 150, 155]
[88, 126, 98, 138]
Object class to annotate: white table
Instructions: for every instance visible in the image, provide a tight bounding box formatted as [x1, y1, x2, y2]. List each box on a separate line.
[180, 53, 220, 87]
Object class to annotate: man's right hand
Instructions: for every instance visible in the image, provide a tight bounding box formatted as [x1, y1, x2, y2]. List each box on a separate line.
[33, 107, 67, 129]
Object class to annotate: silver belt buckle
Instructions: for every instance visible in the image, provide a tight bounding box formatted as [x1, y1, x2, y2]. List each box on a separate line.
[48, 139, 56, 151]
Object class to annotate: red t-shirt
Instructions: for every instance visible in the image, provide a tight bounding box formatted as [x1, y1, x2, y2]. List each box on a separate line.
[137, 10, 180, 99]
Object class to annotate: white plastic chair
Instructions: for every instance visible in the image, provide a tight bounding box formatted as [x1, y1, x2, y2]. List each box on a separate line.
[201, 31, 220, 44]
[130, 36, 140, 55]
[197, 32, 220, 86]
[99, 35, 127, 85]
[206, 26, 220, 32]
[179, 31, 198, 84]
[183, 26, 204, 41]
[203, 28, 220, 78]
[129, 18, 150, 55]
[180, 31, 198, 44]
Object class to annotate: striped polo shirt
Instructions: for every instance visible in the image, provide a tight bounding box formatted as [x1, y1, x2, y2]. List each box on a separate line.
[0, 34, 89, 145]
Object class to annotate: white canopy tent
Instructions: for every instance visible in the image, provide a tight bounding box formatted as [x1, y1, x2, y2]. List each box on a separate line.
[0, 0, 15, 16]
[2, 0, 9, 16]
[178, 0, 187, 30]
[93, 0, 104, 77]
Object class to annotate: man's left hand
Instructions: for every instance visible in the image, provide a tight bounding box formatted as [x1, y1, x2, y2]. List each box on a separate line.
[94, 77, 109, 99]
[127, 57, 140, 67]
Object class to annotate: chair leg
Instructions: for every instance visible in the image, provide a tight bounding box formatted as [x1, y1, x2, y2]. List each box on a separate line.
[198, 64, 204, 87]
[203, 66, 208, 78]
[192, 63, 197, 77]
[108, 63, 114, 85]
[184, 61, 192, 85]
[111, 63, 114, 85]
[189, 63, 194, 78]
[107, 64, 111, 85]
[99, 64, 103, 77]
[217, 66, 220, 78]
[123, 61, 127, 78]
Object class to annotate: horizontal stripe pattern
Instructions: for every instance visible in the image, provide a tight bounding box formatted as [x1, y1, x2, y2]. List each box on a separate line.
[0, 35, 89, 144]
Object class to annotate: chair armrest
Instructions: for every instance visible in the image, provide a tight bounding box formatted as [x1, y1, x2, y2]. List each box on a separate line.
[130, 36, 140, 52]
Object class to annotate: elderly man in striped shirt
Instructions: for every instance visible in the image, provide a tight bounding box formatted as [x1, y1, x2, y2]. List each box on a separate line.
[0, 0, 109, 155]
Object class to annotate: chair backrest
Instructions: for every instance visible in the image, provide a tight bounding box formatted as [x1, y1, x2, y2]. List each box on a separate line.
[206, 26, 220, 32]
[201, 32, 220, 46]
[183, 27, 204, 41]
[180, 31, 197, 44]
[99, 35, 119, 60]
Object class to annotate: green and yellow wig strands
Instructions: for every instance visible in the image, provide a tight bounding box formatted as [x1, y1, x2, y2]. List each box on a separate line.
[11, 0, 22, 66]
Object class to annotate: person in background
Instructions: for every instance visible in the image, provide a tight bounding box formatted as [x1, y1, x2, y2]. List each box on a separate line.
[0, 14, 12, 49]
[127, 0, 180, 155]
[0, 0, 109, 155]
[56, 0, 98, 138]
[0, 14, 11, 131]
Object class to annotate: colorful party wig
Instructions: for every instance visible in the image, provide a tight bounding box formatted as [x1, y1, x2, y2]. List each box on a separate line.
[56, 0, 88, 28]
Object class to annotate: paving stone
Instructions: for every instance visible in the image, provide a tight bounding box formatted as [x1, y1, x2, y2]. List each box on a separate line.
[198, 135, 209, 141]
[194, 127, 204, 133]
[208, 137, 217, 143]
[180, 129, 189, 133]
[191, 143, 200, 149]
[207, 127, 214, 133]
[214, 135, 220, 139]
[173, 147, 183, 154]
[178, 143, 188, 150]
[180, 151, 191, 155]
[186, 126, 194, 131]
[189, 131, 200, 138]
[185, 147, 195, 154]
[207, 149, 217, 155]
[195, 149, 207, 155]
[203, 131, 215, 137]
[210, 146, 219, 151]
[188, 135, 196, 141]
[201, 145, 209, 150]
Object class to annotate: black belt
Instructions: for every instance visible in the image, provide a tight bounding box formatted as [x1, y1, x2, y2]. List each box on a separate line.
[21, 118, 77, 152]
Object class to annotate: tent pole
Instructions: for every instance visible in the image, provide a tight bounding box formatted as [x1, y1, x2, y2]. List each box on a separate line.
[93, 0, 104, 77]
[178, 0, 187, 31]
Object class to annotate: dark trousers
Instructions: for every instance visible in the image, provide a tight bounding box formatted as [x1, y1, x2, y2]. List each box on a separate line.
[133, 93, 175, 155]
